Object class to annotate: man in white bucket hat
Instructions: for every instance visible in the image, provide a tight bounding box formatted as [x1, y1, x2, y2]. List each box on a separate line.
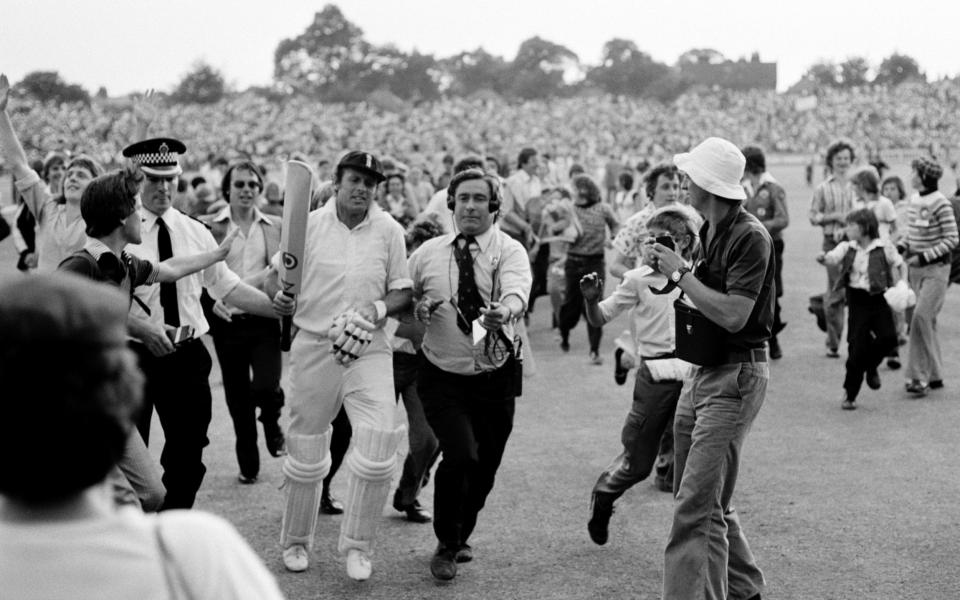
[649, 137, 773, 600]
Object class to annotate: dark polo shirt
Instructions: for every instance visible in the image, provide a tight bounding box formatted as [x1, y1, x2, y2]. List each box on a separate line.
[695, 204, 775, 351]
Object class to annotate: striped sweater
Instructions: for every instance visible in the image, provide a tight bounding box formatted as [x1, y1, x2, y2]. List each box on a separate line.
[906, 191, 958, 265]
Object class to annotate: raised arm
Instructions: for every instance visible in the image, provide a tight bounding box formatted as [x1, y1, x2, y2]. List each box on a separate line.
[0, 74, 33, 180]
[132, 88, 159, 141]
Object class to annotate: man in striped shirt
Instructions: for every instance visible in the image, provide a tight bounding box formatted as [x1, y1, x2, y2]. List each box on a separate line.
[809, 140, 856, 357]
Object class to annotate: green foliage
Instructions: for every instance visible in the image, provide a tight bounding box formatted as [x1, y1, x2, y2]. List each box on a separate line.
[587, 39, 670, 97]
[171, 62, 226, 104]
[17, 71, 90, 104]
[874, 53, 925, 86]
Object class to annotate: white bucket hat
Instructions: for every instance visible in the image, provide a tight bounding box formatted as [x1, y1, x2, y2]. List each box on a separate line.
[673, 137, 746, 201]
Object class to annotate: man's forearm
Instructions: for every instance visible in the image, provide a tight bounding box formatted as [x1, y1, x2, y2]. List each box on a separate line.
[157, 250, 221, 282]
[223, 281, 276, 319]
[383, 288, 413, 317]
[678, 276, 754, 333]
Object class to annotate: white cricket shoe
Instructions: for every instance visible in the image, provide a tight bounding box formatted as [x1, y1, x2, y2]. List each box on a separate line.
[345, 548, 372, 581]
[282, 544, 309, 572]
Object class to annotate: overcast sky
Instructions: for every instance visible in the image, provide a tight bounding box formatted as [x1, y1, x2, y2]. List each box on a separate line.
[2, 0, 957, 95]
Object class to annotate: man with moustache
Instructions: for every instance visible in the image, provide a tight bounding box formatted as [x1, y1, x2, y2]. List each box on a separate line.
[123, 138, 286, 511]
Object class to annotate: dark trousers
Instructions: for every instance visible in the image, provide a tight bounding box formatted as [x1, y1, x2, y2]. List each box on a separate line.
[134, 339, 212, 510]
[323, 406, 352, 490]
[844, 288, 898, 399]
[772, 238, 785, 334]
[529, 245, 550, 312]
[594, 362, 683, 497]
[418, 356, 516, 550]
[560, 254, 605, 352]
[209, 315, 283, 479]
[393, 352, 440, 506]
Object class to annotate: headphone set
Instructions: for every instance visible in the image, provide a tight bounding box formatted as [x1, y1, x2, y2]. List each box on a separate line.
[446, 169, 502, 212]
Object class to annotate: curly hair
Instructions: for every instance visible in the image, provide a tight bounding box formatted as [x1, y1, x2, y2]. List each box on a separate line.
[825, 139, 856, 171]
[81, 163, 144, 237]
[644, 163, 679, 201]
[572, 174, 602, 206]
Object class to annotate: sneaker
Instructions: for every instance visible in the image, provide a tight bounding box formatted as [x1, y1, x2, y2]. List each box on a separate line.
[930, 380, 944, 390]
[841, 393, 856, 410]
[589, 351, 603, 366]
[866, 370, 881, 390]
[905, 380, 929, 397]
[282, 544, 309, 572]
[430, 545, 458, 580]
[613, 348, 628, 385]
[587, 491, 616, 545]
[345, 548, 372, 581]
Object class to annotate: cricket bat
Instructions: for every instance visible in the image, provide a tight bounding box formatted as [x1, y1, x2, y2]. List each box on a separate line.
[278, 160, 313, 351]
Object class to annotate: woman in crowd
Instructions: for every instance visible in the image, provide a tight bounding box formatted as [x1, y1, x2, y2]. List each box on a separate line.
[382, 172, 419, 227]
[558, 174, 619, 364]
[0, 274, 284, 600]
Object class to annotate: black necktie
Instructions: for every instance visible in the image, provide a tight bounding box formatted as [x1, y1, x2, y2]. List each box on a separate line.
[454, 235, 483, 335]
[156, 218, 180, 327]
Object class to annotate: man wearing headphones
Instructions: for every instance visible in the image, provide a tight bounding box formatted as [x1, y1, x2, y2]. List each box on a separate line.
[408, 168, 532, 580]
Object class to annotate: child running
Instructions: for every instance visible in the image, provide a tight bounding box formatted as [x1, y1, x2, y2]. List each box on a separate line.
[579, 206, 698, 545]
[819, 208, 905, 410]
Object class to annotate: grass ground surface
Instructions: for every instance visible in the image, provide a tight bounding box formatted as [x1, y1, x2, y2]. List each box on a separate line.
[1, 163, 958, 599]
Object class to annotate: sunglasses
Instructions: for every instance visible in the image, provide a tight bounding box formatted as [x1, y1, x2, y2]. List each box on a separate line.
[232, 180, 261, 190]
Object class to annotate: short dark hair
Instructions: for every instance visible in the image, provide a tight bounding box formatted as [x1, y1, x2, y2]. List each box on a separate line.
[572, 174, 602, 206]
[568, 164, 585, 179]
[644, 163, 679, 200]
[825, 139, 856, 171]
[42, 152, 67, 182]
[517, 147, 537, 170]
[221, 160, 263, 200]
[386, 172, 406, 189]
[447, 168, 501, 210]
[881, 175, 906, 201]
[851, 167, 879, 195]
[190, 176, 207, 189]
[81, 164, 143, 238]
[618, 171, 634, 191]
[845, 207, 880, 240]
[454, 156, 485, 174]
[0, 274, 142, 504]
[742, 146, 766, 175]
[485, 155, 502, 174]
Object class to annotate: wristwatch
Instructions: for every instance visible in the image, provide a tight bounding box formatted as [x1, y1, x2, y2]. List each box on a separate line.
[670, 266, 691, 284]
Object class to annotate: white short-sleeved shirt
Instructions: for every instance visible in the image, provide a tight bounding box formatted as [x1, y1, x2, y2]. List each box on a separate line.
[16, 171, 86, 272]
[0, 507, 284, 600]
[283, 201, 412, 337]
[127, 207, 242, 337]
[409, 226, 532, 375]
[598, 265, 681, 358]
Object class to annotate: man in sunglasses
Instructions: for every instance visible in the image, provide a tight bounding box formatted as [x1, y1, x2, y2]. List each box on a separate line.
[649, 137, 773, 600]
[201, 161, 286, 485]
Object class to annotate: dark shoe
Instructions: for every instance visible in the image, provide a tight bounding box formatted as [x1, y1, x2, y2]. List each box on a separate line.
[393, 497, 432, 523]
[773, 320, 787, 335]
[238, 474, 258, 484]
[905, 380, 929, 397]
[930, 379, 944, 390]
[560, 338, 570, 352]
[265, 430, 286, 458]
[320, 490, 344, 515]
[768, 336, 782, 360]
[808, 295, 827, 332]
[841, 393, 856, 410]
[588, 491, 616, 545]
[430, 545, 458, 581]
[866, 370, 881, 390]
[613, 348, 628, 385]
[455, 544, 473, 563]
[826, 347, 840, 359]
[886, 356, 901, 370]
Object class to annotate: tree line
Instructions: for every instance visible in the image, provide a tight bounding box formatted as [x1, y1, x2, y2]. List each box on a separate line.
[8, 4, 936, 106]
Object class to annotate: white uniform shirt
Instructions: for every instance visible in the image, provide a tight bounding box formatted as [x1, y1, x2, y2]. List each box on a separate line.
[127, 207, 242, 337]
[409, 226, 532, 375]
[283, 201, 412, 337]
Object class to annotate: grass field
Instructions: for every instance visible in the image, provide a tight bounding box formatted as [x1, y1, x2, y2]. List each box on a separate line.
[1, 163, 959, 599]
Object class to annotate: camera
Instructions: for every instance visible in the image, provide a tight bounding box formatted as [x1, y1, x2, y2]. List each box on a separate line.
[655, 234, 675, 251]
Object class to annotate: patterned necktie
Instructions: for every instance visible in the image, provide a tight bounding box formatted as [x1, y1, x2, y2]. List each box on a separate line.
[454, 234, 483, 335]
[156, 218, 180, 327]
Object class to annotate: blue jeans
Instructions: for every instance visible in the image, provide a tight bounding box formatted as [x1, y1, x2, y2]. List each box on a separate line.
[664, 361, 767, 600]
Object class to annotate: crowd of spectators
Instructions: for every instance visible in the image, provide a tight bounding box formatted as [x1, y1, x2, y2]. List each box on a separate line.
[3, 80, 958, 186]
